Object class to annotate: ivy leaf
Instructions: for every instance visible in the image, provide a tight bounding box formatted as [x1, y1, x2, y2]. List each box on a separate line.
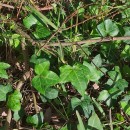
[0, 62, 10, 79]
[13, 108, 25, 121]
[26, 112, 44, 127]
[32, 71, 59, 95]
[0, 69, 9, 79]
[7, 90, 22, 111]
[87, 112, 103, 130]
[0, 85, 12, 101]
[108, 79, 128, 99]
[32, 24, 51, 39]
[83, 61, 101, 82]
[60, 64, 89, 95]
[71, 95, 94, 118]
[23, 14, 37, 29]
[97, 19, 119, 37]
[92, 54, 102, 67]
[121, 45, 130, 61]
[30, 55, 47, 64]
[98, 90, 111, 107]
[76, 110, 86, 130]
[0, 62, 10, 69]
[120, 95, 130, 116]
[45, 88, 58, 99]
[35, 61, 50, 75]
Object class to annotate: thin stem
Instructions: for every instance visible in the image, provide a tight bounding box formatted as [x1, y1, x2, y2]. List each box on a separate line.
[109, 108, 113, 130]
[58, 97, 69, 120]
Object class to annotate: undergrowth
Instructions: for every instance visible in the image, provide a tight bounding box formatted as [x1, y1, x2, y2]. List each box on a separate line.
[0, 0, 130, 130]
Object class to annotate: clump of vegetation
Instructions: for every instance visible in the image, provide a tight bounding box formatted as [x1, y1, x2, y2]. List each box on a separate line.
[0, 0, 130, 129]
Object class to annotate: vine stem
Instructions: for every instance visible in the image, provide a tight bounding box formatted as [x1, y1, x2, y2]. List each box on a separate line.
[45, 36, 130, 47]
[12, 24, 130, 47]
[109, 108, 113, 130]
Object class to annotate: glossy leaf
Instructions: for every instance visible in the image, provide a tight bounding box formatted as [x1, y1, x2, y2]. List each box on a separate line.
[120, 95, 130, 115]
[71, 95, 94, 118]
[121, 45, 130, 61]
[13, 108, 25, 121]
[32, 71, 59, 95]
[0, 69, 9, 79]
[0, 62, 10, 69]
[83, 61, 101, 82]
[28, 6, 58, 30]
[60, 64, 89, 95]
[92, 54, 102, 67]
[98, 90, 111, 107]
[35, 61, 50, 75]
[97, 19, 119, 37]
[33, 24, 51, 39]
[23, 14, 37, 29]
[92, 97, 105, 116]
[26, 112, 44, 127]
[45, 88, 58, 99]
[0, 85, 12, 101]
[108, 79, 128, 99]
[7, 90, 22, 111]
[0, 62, 10, 79]
[120, 101, 130, 116]
[87, 112, 103, 130]
[76, 110, 85, 130]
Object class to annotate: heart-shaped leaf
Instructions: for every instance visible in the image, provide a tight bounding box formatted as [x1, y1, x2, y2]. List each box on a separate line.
[7, 90, 22, 111]
[26, 112, 44, 127]
[60, 64, 89, 95]
[32, 71, 59, 95]
[0, 85, 12, 101]
[87, 112, 103, 130]
[71, 95, 94, 118]
[97, 19, 119, 37]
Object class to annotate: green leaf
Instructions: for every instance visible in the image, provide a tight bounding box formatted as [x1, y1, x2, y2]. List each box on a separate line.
[120, 95, 130, 116]
[121, 45, 130, 61]
[0, 69, 9, 79]
[114, 79, 128, 91]
[92, 97, 105, 116]
[28, 6, 58, 30]
[45, 88, 58, 99]
[35, 61, 50, 75]
[26, 112, 44, 127]
[33, 24, 51, 39]
[92, 54, 102, 67]
[32, 71, 59, 95]
[76, 110, 85, 130]
[83, 61, 101, 82]
[98, 90, 111, 107]
[123, 27, 130, 44]
[0, 85, 12, 101]
[7, 90, 22, 111]
[13, 108, 25, 121]
[71, 95, 94, 118]
[120, 101, 130, 115]
[0, 62, 10, 79]
[107, 68, 122, 86]
[60, 64, 89, 95]
[10, 34, 20, 48]
[108, 79, 128, 99]
[30, 55, 47, 64]
[116, 113, 124, 121]
[97, 19, 119, 37]
[87, 112, 103, 130]
[0, 62, 10, 69]
[23, 14, 37, 29]
[60, 125, 68, 130]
